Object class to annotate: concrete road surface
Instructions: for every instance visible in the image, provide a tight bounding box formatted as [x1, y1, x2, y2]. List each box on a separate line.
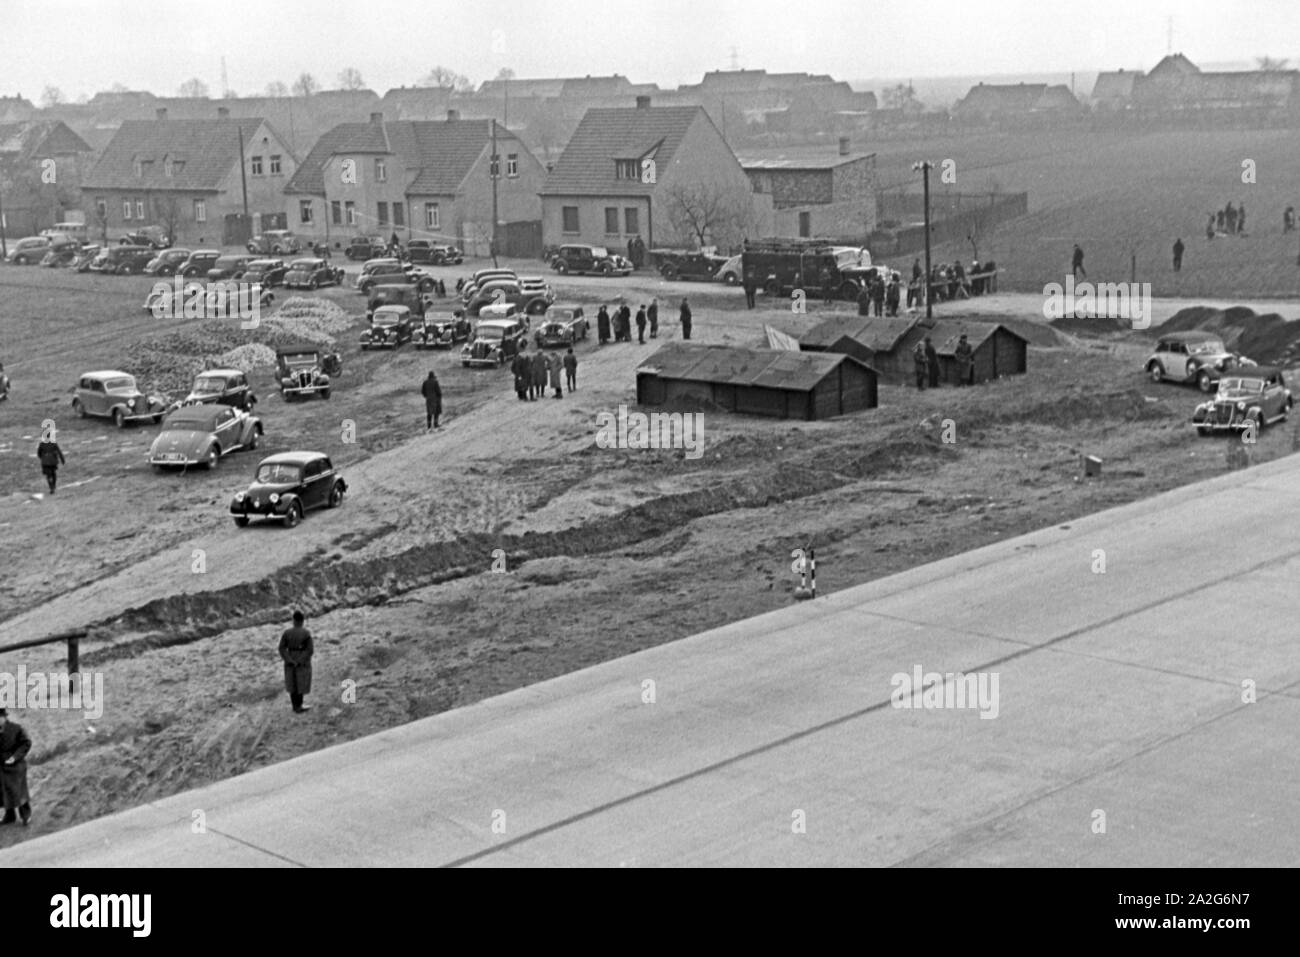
[4, 452, 1299, 867]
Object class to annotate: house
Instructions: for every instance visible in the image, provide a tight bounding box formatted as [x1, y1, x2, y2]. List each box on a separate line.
[953, 82, 1082, 120]
[1093, 55, 1300, 113]
[800, 316, 1028, 384]
[739, 145, 877, 240]
[540, 97, 768, 251]
[0, 120, 94, 236]
[83, 109, 297, 246]
[283, 112, 545, 256]
[925, 320, 1028, 384]
[0, 94, 35, 123]
[1090, 69, 1138, 110]
[636, 342, 878, 419]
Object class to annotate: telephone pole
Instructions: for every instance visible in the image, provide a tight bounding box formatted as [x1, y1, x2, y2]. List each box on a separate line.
[913, 160, 934, 319]
[489, 117, 500, 266]
[237, 125, 250, 243]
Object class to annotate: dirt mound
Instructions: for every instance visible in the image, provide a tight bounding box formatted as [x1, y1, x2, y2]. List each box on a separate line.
[1161, 305, 1300, 365]
[971, 389, 1172, 430]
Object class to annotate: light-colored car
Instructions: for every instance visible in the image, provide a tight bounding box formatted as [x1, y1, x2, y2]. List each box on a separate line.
[715, 254, 742, 285]
[534, 304, 588, 347]
[71, 371, 168, 427]
[1192, 366, 1292, 435]
[148, 402, 263, 470]
[1145, 331, 1244, 392]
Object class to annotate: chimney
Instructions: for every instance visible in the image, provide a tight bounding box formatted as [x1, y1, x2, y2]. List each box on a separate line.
[635, 95, 651, 109]
[838, 136, 850, 156]
[370, 111, 383, 124]
[217, 106, 230, 118]
[446, 109, 459, 121]
[155, 107, 168, 120]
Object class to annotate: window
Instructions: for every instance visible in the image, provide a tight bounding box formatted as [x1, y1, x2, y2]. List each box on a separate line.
[136, 200, 145, 220]
[123, 200, 133, 220]
[624, 207, 639, 235]
[270, 155, 282, 175]
[614, 159, 639, 180]
[345, 201, 356, 226]
[562, 206, 580, 233]
[377, 202, 389, 226]
[299, 200, 314, 225]
[375, 158, 387, 182]
[392, 202, 404, 227]
[604, 207, 620, 234]
[194, 199, 207, 223]
[425, 203, 440, 229]
[798, 211, 811, 238]
[164, 158, 174, 177]
[251, 155, 264, 176]
[172, 160, 185, 175]
[506, 153, 518, 177]
[331, 200, 342, 226]
[133, 159, 142, 178]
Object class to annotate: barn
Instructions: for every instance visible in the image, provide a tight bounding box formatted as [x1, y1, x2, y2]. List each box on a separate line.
[800, 316, 1028, 384]
[636, 343, 878, 420]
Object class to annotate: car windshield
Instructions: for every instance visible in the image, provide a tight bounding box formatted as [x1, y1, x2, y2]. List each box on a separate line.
[477, 327, 505, 340]
[256, 463, 301, 484]
[103, 376, 136, 391]
[283, 355, 318, 368]
[1188, 340, 1226, 355]
[213, 257, 240, 268]
[553, 310, 576, 320]
[373, 311, 404, 325]
[165, 410, 215, 429]
[1220, 377, 1264, 393]
[835, 249, 866, 269]
[193, 376, 227, 393]
[288, 260, 318, 269]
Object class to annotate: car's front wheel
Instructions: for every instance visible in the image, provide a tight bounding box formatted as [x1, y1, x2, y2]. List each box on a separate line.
[321, 387, 331, 399]
[328, 483, 344, 508]
[1197, 370, 1213, 392]
[283, 501, 303, 527]
[555, 261, 568, 274]
[204, 444, 219, 469]
[72, 398, 86, 418]
[1146, 362, 1163, 383]
[112, 408, 126, 429]
[1196, 426, 1211, 436]
[723, 272, 738, 286]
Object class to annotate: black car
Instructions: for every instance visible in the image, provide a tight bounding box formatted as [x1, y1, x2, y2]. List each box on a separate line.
[176, 368, 258, 411]
[656, 250, 728, 282]
[358, 265, 434, 295]
[178, 249, 222, 278]
[549, 244, 633, 276]
[206, 255, 256, 281]
[405, 240, 462, 265]
[242, 258, 289, 287]
[366, 284, 427, 320]
[88, 245, 155, 274]
[346, 235, 389, 261]
[415, 309, 473, 349]
[230, 451, 346, 528]
[144, 248, 193, 276]
[283, 257, 345, 289]
[119, 228, 171, 249]
[359, 305, 415, 349]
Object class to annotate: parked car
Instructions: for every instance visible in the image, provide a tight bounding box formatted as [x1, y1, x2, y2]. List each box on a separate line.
[1145, 331, 1245, 392]
[366, 284, 428, 320]
[357, 261, 433, 294]
[360, 305, 415, 349]
[283, 257, 345, 289]
[71, 370, 168, 427]
[40, 245, 82, 268]
[175, 368, 257, 411]
[410, 243, 462, 265]
[464, 277, 553, 317]
[206, 254, 256, 281]
[177, 249, 222, 278]
[461, 317, 528, 367]
[1192, 367, 1292, 435]
[346, 235, 389, 261]
[549, 244, 633, 276]
[43, 222, 90, 244]
[276, 345, 340, 400]
[415, 308, 473, 349]
[715, 254, 743, 285]
[88, 244, 154, 274]
[246, 230, 301, 255]
[242, 258, 289, 287]
[6, 236, 57, 264]
[149, 403, 263, 470]
[655, 249, 729, 282]
[229, 451, 346, 528]
[73, 244, 102, 272]
[144, 248, 193, 276]
[533, 304, 588, 347]
[119, 226, 171, 249]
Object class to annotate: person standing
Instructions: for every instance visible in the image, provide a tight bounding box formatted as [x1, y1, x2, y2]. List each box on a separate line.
[421, 370, 442, 430]
[0, 362, 9, 402]
[886, 276, 901, 317]
[1225, 202, 1237, 235]
[925, 336, 940, 388]
[635, 305, 647, 344]
[818, 266, 834, 303]
[512, 345, 530, 400]
[36, 434, 65, 495]
[547, 351, 564, 398]
[279, 611, 314, 714]
[1285, 205, 1296, 234]
[742, 275, 756, 309]
[908, 258, 922, 309]
[1206, 213, 1217, 241]
[648, 299, 659, 338]
[1237, 203, 1246, 236]
[871, 276, 885, 317]
[597, 305, 611, 345]
[1072, 244, 1086, 280]
[1173, 237, 1185, 272]
[857, 285, 871, 316]
[620, 304, 632, 342]
[954, 334, 974, 386]
[679, 298, 692, 340]
[531, 349, 547, 399]
[912, 340, 928, 390]
[563, 347, 577, 392]
[0, 709, 32, 826]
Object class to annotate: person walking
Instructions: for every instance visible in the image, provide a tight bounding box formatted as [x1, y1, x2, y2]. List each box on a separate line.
[279, 611, 314, 714]
[421, 370, 442, 430]
[925, 336, 940, 388]
[512, 345, 531, 400]
[1072, 244, 1086, 280]
[36, 433, 65, 495]
[648, 299, 659, 338]
[547, 351, 564, 398]
[597, 305, 611, 345]
[912, 340, 928, 390]
[563, 347, 577, 392]
[635, 305, 647, 344]
[954, 334, 974, 386]
[531, 349, 547, 399]
[0, 709, 32, 826]
[1173, 237, 1185, 272]
[679, 298, 692, 340]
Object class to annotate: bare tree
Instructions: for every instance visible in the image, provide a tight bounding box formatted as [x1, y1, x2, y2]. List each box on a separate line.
[662, 180, 756, 250]
[153, 195, 182, 245]
[882, 83, 922, 113]
[292, 73, 319, 97]
[41, 85, 64, 107]
[495, 67, 516, 81]
[265, 80, 290, 98]
[177, 77, 209, 98]
[337, 67, 366, 90]
[422, 66, 474, 91]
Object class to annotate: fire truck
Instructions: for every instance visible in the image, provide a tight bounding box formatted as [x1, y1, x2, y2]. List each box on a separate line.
[740, 238, 886, 301]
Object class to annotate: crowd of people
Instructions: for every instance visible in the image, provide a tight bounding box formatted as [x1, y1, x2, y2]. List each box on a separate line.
[912, 333, 975, 389]
[1206, 202, 1248, 240]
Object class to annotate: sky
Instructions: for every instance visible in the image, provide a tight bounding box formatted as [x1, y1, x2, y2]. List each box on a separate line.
[2, 0, 1297, 101]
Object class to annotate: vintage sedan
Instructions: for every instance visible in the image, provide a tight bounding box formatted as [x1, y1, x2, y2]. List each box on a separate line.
[177, 249, 222, 278]
[464, 278, 551, 317]
[534, 304, 588, 347]
[346, 235, 389, 261]
[357, 261, 433, 294]
[72, 245, 103, 272]
[149, 403, 263, 470]
[120, 227, 171, 249]
[40, 245, 82, 268]
[276, 345, 339, 400]
[242, 258, 289, 287]
[246, 230, 301, 255]
[549, 244, 633, 276]
[461, 317, 528, 367]
[360, 305, 414, 349]
[1193, 366, 1292, 435]
[71, 371, 169, 427]
[1145, 331, 1244, 392]
[230, 451, 346, 528]
[283, 257, 345, 289]
[144, 248, 193, 276]
[415, 309, 473, 349]
[206, 254, 256, 281]
[176, 368, 257, 411]
[5, 236, 55, 264]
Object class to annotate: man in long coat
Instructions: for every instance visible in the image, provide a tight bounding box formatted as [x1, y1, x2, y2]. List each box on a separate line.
[680, 299, 693, 340]
[0, 709, 32, 826]
[279, 611, 314, 713]
[954, 334, 975, 386]
[648, 299, 659, 338]
[597, 306, 611, 345]
[547, 351, 564, 398]
[913, 340, 928, 390]
[511, 345, 531, 400]
[635, 306, 647, 343]
[421, 370, 443, 430]
[924, 336, 940, 388]
[37, 434, 65, 494]
[531, 350, 547, 399]
[618, 304, 632, 342]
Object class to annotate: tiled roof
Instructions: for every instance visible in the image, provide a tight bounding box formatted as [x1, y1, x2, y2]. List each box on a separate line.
[0, 120, 91, 157]
[539, 106, 705, 196]
[1091, 70, 1138, 100]
[637, 342, 874, 389]
[84, 118, 267, 190]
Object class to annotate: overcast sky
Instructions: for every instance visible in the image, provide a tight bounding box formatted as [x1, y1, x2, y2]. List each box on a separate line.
[3, 0, 1295, 100]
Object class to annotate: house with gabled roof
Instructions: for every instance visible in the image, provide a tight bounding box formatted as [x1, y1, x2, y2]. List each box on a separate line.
[539, 97, 766, 251]
[283, 112, 544, 255]
[83, 109, 297, 245]
[0, 120, 93, 236]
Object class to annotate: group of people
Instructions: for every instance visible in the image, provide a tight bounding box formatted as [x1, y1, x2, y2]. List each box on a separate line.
[1206, 202, 1247, 239]
[625, 235, 647, 270]
[912, 333, 975, 389]
[857, 273, 904, 317]
[510, 345, 578, 400]
[596, 298, 692, 343]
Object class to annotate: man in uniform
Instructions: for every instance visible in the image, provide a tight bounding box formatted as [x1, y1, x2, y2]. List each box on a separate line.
[954, 334, 975, 386]
[37, 432, 65, 494]
[278, 611, 314, 714]
[421, 370, 443, 430]
[0, 709, 32, 826]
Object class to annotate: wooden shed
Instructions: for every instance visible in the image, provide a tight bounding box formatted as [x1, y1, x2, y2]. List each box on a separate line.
[801, 316, 1028, 384]
[799, 316, 918, 380]
[906, 320, 1029, 385]
[636, 343, 878, 420]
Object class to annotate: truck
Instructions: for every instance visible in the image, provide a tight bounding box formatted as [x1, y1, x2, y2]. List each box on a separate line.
[740, 238, 886, 302]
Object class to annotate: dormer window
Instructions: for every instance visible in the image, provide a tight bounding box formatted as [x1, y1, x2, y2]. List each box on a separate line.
[133, 158, 143, 178]
[164, 157, 173, 177]
[614, 159, 639, 180]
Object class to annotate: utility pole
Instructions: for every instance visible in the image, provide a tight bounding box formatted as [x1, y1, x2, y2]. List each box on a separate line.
[0, 183, 7, 258]
[489, 117, 500, 266]
[237, 125, 250, 232]
[913, 160, 934, 319]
